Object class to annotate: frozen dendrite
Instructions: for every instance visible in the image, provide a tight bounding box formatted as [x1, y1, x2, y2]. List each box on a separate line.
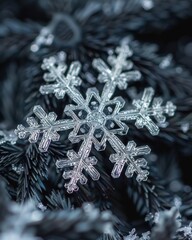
[15, 40, 176, 193]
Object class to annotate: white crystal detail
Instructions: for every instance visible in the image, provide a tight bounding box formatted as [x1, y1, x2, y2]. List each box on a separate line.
[12, 164, 24, 174]
[31, 27, 54, 53]
[124, 228, 150, 240]
[109, 140, 150, 181]
[40, 55, 82, 101]
[56, 130, 100, 194]
[93, 39, 141, 100]
[117, 87, 176, 135]
[15, 105, 74, 152]
[0, 130, 18, 145]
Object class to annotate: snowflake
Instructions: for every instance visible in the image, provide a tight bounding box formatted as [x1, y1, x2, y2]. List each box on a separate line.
[15, 40, 176, 193]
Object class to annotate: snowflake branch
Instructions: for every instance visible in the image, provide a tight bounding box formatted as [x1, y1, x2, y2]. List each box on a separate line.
[116, 87, 176, 135]
[39, 55, 88, 109]
[104, 129, 150, 182]
[15, 105, 75, 152]
[56, 126, 100, 193]
[93, 39, 141, 101]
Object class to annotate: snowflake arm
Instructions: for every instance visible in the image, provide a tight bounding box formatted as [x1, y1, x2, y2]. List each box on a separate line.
[106, 131, 151, 182]
[92, 40, 141, 101]
[56, 126, 100, 193]
[116, 87, 176, 135]
[15, 105, 75, 152]
[39, 54, 86, 106]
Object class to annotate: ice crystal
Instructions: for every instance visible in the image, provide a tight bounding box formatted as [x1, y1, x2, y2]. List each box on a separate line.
[31, 27, 54, 53]
[178, 222, 192, 238]
[15, 40, 176, 193]
[124, 228, 150, 240]
[0, 130, 18, 145]
[12, 163, 24, 174]
[0, 201, 43, 240]
[109, 141, 151, 181]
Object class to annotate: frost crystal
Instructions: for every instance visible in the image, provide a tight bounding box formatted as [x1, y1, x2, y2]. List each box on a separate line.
[15, 40, 176, 193]
[124, 228, 150, 240]
[110, 141, 150, 181]
[12, 164, 24, 174]
[0, 130, 18, 145]
[31, 27, 54, 53]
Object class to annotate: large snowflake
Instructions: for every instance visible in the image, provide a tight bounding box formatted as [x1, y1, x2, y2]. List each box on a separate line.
[15, 39, 176, 193]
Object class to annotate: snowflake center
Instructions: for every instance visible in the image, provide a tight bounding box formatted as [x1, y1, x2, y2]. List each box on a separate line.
[87, 111, 105, 127]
